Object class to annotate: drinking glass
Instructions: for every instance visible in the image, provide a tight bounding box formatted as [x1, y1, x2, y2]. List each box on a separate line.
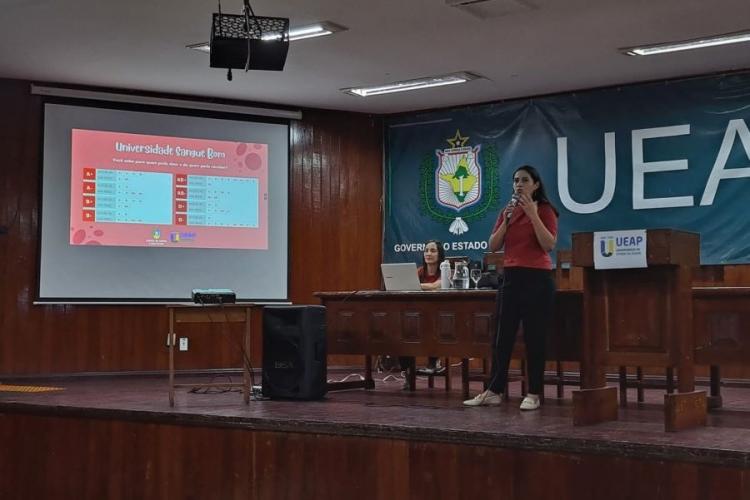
[470, 268, 482, 288]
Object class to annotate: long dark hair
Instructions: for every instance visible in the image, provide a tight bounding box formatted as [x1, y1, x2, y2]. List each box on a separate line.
[514, 165, 559, 216]
[420, 239, 446, 277]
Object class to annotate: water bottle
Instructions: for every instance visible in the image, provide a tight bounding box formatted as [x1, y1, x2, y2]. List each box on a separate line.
[453, 261, 470, 290]
[440, 259, 452, 289]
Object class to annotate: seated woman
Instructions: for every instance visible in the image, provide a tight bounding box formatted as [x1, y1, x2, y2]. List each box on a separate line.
[417, 239, 443, 291]
[400, 240, 446, 385]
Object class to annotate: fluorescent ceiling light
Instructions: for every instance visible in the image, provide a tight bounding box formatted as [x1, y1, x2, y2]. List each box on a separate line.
[275, 22, 346, 41]
[622, 29, 750, 56]
[342, 72, 481, 97]
[186, 42, 211, 53]
[187, 21, 346, 53]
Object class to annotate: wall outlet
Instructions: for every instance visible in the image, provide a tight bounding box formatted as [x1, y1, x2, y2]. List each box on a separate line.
[178, 337, 189, 352]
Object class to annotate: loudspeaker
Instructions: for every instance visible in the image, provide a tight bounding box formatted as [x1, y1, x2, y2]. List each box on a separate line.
[262, 305, 327, 400]
[210, 13, 290, 71]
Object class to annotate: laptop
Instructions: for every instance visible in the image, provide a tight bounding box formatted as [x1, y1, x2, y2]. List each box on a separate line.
[381, 263, 422, 291]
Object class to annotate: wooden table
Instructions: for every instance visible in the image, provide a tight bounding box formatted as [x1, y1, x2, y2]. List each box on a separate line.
[693, 286, 750, 407]
[315, 289, 582, 394]
[317, 286, 750, 409]
[167, 305, 253, 407]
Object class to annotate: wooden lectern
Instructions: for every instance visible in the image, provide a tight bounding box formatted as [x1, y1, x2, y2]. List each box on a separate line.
[571, 229, 707, 431]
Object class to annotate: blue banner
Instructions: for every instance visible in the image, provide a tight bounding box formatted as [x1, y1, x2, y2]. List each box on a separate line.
[384, 72, 750, 265]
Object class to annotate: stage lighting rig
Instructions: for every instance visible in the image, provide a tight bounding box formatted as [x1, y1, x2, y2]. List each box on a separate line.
[210, 0, 289, 80]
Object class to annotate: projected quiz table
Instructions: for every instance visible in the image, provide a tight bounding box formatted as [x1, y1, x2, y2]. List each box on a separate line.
[167, 304, 255, 407]
[84, 168, 259, 228]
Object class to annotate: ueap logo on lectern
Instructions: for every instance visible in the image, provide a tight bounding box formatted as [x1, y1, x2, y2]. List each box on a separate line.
[600, 237, 615, 257]
[419, 130, 501, 236]
[593, 230, 647, 269]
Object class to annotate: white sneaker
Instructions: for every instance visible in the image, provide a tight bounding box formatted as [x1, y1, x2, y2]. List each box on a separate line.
[463, 390, 502, 407]
[520, 394, 540, 411]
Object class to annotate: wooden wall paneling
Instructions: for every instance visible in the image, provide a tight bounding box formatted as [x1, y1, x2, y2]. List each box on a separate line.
[289, 116, 320, 302]
[694, 264, 750, 287]
[1, 79, 42, 374]
[693, 265, 725, 286]
[289, 110, 383, 305]
[724, 264, 750, 286]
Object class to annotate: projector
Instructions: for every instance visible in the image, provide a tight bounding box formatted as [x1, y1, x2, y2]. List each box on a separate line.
[191, 288, 237, 304]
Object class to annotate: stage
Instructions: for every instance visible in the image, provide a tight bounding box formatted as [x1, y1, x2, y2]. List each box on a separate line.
[1, 369, 749, 499]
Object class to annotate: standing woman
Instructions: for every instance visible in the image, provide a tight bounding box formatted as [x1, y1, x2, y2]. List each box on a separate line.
[463, 165, 558, 410]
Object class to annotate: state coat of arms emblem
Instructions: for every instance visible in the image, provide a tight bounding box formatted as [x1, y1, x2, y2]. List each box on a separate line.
[419, 130, 500, 235]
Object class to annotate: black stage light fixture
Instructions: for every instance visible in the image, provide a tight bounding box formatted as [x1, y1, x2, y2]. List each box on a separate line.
[210, 9, 289, 72]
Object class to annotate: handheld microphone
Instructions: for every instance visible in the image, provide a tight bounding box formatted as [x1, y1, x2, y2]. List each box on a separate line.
[506, 193, 520, 220]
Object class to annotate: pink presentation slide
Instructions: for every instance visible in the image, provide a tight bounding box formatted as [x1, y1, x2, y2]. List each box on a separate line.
[69, 129, 268, 250]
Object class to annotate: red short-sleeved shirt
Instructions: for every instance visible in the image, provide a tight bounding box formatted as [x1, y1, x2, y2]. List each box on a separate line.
[492, 203, 558, 270]
[417, 266, 440, 283]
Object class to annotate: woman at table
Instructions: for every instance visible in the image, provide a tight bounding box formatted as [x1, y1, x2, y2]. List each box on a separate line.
[463, 165, 558, 410]
[400, 240, 446, 385]
[418, 239, 444, 291]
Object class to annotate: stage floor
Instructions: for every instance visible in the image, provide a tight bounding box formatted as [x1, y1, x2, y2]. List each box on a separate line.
[2, 369, 750, 467]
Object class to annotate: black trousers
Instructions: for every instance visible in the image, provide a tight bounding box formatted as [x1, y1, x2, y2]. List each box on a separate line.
[488, 267, 555, 395]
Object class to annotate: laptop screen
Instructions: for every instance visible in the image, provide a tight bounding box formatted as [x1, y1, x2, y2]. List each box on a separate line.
[380, 263, 422, 291]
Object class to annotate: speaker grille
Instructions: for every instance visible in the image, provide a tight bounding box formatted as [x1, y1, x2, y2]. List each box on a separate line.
[212, 14, 289, 40]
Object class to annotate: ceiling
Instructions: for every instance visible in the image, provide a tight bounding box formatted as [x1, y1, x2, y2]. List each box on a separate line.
[1, 0, 749, 115]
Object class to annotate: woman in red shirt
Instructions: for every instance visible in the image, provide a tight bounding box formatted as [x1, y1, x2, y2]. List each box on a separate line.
[417, 239, 443, 290]
[464, 165, 558, 410]
[400, 240, 445, 383]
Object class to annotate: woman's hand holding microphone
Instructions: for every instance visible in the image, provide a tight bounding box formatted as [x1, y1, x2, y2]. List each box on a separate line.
[507, 191, 538, 223]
